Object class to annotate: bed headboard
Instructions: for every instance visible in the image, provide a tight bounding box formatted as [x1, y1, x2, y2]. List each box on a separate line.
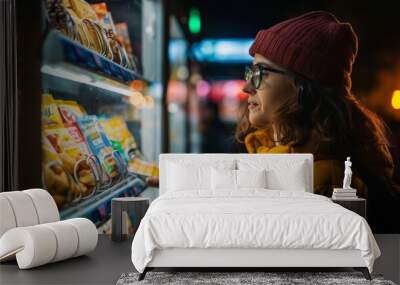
[159, 153, 314, 196]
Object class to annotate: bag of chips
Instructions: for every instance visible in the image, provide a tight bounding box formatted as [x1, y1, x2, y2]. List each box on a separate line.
[77, 115, 122, 184]
[42, 136, 80, 207]
[128, 157, 159, 177]
[99, 116, 137, 160]
[42, 93, 64, 128]
[42, 94, 98, 199]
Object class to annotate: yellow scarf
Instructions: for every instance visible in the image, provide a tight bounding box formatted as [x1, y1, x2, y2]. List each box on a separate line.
[244, 129, 292, 153]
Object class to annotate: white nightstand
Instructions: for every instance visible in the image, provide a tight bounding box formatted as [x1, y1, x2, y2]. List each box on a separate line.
[331, 197, 366, 218]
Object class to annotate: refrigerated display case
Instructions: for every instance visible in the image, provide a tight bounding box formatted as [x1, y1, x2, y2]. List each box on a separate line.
[167, 16, 191, 153]
[3, 0, 166, 231]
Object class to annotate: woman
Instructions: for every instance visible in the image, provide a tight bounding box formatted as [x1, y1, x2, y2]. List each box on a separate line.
[236, 11, 400, 232]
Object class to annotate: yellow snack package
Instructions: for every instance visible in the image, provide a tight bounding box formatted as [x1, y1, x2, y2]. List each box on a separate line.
[42, 136, 78, 207]
[44, 127, 83, 169]
[69, 0, 98, 21]
[56, 99, 91, 156]
[44, 127, 97, 197]
[42, 93, 64, 128]
[57, 99, 87, 122]
[128, 158, 159, 177]
[42, 95, 97, 200]
[100, 116, 137, 154]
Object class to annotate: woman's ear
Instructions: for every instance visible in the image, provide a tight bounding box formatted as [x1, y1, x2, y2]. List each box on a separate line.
[297, 82, 314, 113]
[298, 85, 305, 103]
[294, 76, 306, 107]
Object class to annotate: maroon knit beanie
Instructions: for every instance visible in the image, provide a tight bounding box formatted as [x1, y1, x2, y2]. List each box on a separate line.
[249, 11, 358, 89]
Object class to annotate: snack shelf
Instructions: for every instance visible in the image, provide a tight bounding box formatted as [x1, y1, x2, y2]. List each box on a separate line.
[43, 29, 143, 84]
[60, 175, 146, 220]
[42, 63, 138, 98]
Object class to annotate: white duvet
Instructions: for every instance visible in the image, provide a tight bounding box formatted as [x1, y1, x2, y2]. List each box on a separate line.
[131, 189, 380, 273]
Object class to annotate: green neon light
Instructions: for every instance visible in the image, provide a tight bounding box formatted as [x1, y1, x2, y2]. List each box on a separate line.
[189, 7, 201, 34]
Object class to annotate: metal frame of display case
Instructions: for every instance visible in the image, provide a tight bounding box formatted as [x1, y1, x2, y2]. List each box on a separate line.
[60, 176, 145, 220]
[43, 30, 144, 83]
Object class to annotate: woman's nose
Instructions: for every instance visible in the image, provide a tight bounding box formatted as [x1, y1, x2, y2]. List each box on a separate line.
[242, 82, 256, 95]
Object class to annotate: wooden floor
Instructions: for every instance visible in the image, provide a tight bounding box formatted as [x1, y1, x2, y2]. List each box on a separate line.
[0, 234, 398, 285]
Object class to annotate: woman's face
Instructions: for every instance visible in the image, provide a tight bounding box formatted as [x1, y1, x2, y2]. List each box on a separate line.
[244, 53, 298, 128]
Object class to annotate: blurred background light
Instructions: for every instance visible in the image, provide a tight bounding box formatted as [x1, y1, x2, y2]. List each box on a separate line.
[169, 39, 188, 64]
[188, 7, 201, 34]
[196, 80, 211, 98]
[391, 90, 400, 109]
[191, 39, 253, 63]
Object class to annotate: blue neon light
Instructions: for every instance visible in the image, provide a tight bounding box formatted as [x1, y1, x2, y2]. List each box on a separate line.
[191, 39, 253, 63]
[169, 39, 188, 64]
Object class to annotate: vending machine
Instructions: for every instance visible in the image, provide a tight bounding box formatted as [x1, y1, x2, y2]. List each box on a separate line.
[2, 0, 166, 232]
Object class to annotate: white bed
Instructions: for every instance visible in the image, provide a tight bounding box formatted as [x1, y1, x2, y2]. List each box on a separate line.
[131, 154, 380, 280]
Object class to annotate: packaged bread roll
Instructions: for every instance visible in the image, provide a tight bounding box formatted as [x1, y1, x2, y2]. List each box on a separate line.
[69, 0, 97, 21]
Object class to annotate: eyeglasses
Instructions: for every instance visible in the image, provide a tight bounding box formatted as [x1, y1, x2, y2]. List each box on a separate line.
[244, 63, 291, 90]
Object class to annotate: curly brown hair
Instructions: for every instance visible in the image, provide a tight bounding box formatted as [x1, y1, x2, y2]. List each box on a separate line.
[235, 78, 394, 167]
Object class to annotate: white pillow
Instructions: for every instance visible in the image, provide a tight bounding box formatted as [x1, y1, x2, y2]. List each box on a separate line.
[166, 160, 235, 192]
[211, 168, 267, 190]
[237, 159, 308, 191]
[211, 168, 236, 190]
[236, 169, 267, 189]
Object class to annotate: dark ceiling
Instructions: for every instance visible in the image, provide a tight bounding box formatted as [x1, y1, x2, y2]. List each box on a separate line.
[170, 0, 400, 92]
